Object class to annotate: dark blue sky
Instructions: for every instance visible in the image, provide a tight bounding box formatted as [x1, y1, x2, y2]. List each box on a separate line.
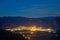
[0, 0, 60, 18]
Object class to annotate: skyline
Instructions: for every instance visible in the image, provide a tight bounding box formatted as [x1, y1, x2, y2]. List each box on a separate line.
[0, 0, 60, 18]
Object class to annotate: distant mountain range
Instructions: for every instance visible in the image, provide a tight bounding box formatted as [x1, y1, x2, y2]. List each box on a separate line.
[0, 16, 60, 30]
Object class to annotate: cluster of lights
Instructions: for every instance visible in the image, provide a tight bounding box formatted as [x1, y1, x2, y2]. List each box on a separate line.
[6, 26, 55, 32]
[5, 26, 56, 40]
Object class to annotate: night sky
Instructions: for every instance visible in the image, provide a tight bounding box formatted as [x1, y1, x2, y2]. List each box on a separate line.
[0, 0, 60, 18]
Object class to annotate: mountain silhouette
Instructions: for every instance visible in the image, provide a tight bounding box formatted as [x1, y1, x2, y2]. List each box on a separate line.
[0, 16, 60, 30]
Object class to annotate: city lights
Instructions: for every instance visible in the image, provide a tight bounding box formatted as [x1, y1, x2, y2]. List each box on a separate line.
[5, 26, 56, 40]
[6, 26, 55, 32]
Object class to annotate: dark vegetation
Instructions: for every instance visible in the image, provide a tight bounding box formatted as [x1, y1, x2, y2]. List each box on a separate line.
[51, 30, 60, 40]
[0, 30, 27, 40]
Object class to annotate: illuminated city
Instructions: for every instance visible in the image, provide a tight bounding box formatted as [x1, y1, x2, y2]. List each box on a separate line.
[6, 26, 55, 32]
[0, 0, 60, 40]
[5, 26, 56, 40]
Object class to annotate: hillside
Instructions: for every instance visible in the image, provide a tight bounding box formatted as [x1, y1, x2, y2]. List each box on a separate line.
[0, 16, 60, 29]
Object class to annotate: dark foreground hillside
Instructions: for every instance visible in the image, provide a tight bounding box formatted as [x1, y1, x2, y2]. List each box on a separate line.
[0, 30, 27, 40]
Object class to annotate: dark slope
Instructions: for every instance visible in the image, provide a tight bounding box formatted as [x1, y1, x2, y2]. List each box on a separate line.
[0, 16, 60, 29]
[0, 30, 27, 40]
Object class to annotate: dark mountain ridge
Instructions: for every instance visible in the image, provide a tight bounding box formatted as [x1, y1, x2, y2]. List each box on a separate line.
[0, 16, 60, 30]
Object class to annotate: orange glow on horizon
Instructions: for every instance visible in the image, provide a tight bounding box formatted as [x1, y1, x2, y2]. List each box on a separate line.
[5, 26, 55, 32]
